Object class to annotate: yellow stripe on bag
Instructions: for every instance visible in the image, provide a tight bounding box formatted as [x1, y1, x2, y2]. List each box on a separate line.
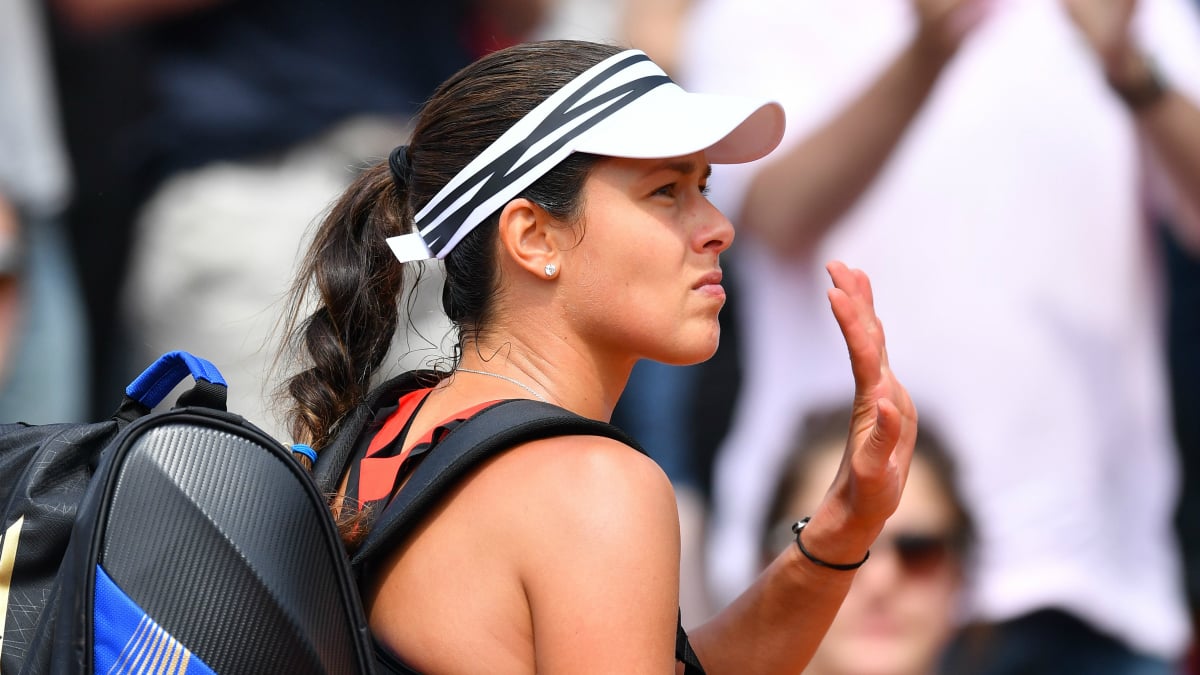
[0, 516, 25, 662]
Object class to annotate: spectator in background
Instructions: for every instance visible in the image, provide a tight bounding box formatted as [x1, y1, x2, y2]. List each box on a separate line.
[54, 0, 553, 438]
[761, 406, 975, 675]
[680, 0, 1200, 672]
[0, 0, 88, 423]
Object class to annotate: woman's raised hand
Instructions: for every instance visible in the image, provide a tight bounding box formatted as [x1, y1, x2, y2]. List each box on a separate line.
[823, 261, 918, 534]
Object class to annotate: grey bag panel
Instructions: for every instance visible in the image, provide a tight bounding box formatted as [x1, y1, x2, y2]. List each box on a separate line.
[97, 419, 372, 675]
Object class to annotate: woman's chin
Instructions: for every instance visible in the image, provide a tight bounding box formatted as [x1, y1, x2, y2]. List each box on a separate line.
[682, 326, 723, 363]
[658, 341, 720, 367]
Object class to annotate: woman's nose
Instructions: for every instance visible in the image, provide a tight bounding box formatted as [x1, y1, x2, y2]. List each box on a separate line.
[696, 200, 735, 254]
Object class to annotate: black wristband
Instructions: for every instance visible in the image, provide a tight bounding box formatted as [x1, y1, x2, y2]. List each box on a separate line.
[791, 517, 870, 571]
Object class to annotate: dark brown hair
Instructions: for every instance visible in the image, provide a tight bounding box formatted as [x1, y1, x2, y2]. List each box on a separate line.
[278, 40, 619, 454]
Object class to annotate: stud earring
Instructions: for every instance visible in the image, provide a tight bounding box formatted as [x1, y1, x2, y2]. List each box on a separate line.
[544, 263, 558, 277]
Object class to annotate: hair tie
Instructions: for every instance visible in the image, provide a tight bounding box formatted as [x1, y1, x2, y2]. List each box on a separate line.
[291, 443, 318, 464]
[387, 145, 412, 195]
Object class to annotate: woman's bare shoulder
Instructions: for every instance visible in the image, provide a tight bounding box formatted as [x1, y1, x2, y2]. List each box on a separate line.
[460, 433, 681, 560]
[492, 433, 676, 513]
[371, 432, 682, 672]
[483, 435, 683, 670]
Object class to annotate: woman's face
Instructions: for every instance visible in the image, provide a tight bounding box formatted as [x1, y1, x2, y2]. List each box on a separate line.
[559, 151, 734, 367]
[782, 445, 964, 675]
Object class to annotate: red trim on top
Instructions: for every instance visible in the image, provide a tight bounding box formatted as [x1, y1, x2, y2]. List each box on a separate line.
[357, 390, 501, 504]
[366, 389, 431, 458]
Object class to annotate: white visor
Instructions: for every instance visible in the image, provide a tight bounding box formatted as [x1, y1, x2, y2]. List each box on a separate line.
[387, 49, 785, 263]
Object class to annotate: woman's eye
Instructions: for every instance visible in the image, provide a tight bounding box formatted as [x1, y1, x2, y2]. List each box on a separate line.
[653, 181, 710, 200]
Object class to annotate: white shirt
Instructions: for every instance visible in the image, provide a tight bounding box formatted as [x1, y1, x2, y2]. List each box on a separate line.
[683, 0, 1200, 659]
[0, 0, 71, 217]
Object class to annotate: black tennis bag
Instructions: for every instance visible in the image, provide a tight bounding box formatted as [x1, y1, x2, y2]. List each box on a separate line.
[0, 351, 375, 675]
[312, 372, 705, 675]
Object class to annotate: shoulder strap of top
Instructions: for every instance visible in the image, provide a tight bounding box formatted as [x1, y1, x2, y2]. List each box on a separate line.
[351, 398, 643, 568]
[677, 608, 705, 674]
[312, 370, 445, 496]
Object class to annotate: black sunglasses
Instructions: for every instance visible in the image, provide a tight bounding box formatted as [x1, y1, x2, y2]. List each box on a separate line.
[874, 532, 958, 576]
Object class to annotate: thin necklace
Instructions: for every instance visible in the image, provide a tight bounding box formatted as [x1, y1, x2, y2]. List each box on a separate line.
[455, 368, 548, 403]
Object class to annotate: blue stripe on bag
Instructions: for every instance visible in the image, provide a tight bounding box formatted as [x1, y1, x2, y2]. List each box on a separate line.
[124, 351, 227, 409]
[94, 565, 216, 675]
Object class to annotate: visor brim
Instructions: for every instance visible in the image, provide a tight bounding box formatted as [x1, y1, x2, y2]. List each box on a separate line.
[573, 83, 785, 165]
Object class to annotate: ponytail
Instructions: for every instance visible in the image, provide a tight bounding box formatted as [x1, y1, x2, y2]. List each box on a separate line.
[280, 158, 409, 454]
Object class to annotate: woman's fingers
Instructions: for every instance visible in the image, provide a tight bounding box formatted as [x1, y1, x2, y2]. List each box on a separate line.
[854, 267, 889, 367]
[853, 266, 876, 316]
[828, 287, 879, 388]
[828, 261, 914, 461]
[827, 262, 883, 388]
[876, 318, 892, 370]
[858, 399, 901, 474]
[827, 261, 920, 522]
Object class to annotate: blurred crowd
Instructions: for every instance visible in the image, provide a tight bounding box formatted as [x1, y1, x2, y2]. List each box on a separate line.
[4, 0, 1200, 673]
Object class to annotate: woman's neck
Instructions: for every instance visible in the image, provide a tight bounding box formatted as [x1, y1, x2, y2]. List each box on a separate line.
[453, 331, 633, 422]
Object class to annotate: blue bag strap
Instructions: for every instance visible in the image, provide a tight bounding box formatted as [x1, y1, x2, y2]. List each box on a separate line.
[124, 350, 228, 410]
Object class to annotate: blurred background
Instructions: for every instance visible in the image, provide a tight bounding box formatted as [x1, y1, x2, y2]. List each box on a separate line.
[3, 0, 1199, 673]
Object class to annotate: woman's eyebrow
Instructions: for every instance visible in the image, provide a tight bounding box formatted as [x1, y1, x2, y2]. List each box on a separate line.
[647, 159, 714, 179]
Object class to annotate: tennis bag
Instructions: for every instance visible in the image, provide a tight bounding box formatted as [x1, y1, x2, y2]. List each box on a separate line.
[0, 351, 375, 675]
[312, 372, 705, 675]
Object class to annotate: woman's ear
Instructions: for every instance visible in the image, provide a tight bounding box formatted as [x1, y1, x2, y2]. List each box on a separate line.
[496, 197, 565, 279]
